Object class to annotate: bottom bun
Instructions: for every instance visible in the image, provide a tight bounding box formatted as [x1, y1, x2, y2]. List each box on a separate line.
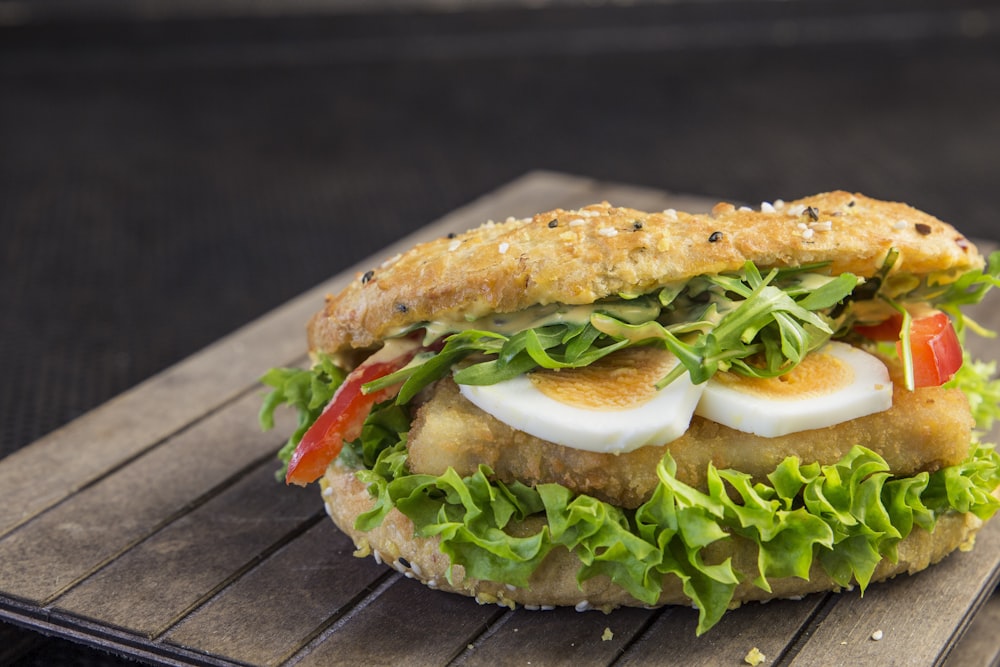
[320, 460, 985, 612]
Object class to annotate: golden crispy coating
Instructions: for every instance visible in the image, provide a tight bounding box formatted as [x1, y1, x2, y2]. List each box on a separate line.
[406, 370, 974, 509]
[308, 192, 983, 356]
[322, 458, 985, 612]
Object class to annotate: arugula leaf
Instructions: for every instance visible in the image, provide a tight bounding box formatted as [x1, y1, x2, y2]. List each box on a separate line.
[355, 261, 862, 402]
[592, 262, 857, 387]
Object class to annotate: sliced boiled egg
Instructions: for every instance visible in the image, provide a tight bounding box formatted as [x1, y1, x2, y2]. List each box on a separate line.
[457, 347, 704, 454]
[694, 341, 892, 438]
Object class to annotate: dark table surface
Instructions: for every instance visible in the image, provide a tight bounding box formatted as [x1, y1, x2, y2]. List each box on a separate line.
[2, 1, 999, 664]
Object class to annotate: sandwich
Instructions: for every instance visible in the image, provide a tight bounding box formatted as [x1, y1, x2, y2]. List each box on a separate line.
[259, 191, 1000, 634]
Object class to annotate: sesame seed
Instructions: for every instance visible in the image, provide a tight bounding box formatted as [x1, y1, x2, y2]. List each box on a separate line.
[738, 205, 753, 212]
[761, 202, 776, 213]
[811, 220, 833, 231]
[662, 208, 678, 220]
[361, 270, 375, 284]
[569, 218, 586, 227]
[802, 228, 815, 240]
[797, 222, 808, 230]
[915, 222, 933, 235]
[708, 231, 723, 243]
[598, 227, 618, 237]
[575, 600, 592, 612]
[806, 206, 820, 221]
[787, 204, 806, 217]
[893, 220, 908, 230]
[773, 199, 786, 209]
[871, 629, 884, 641]
[498, 242, 510, 254]
[547, 219, 559, 228]
[505, 216, 517, 223]
[448, 239, 462, 251]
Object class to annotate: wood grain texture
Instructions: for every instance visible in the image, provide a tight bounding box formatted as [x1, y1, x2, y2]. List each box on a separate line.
[0, 172, 998, 666]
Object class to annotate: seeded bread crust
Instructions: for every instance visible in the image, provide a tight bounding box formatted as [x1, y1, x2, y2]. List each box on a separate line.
[321, 460, 985, 613]
[308, 191, 982, 356]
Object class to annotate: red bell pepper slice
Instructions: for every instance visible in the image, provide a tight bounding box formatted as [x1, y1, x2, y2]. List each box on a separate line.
[285, 341, 419, 486]
[854, 310, 963, 387]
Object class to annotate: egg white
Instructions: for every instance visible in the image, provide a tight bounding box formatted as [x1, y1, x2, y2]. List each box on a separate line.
[694, 341, 893, 438]
[457, 341, 893, 453]
[457, 351, 704, 454]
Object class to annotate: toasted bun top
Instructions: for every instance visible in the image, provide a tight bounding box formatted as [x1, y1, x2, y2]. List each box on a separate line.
[308, 191, 982, 355]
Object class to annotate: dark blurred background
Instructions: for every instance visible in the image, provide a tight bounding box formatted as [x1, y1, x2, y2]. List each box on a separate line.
[2, 0, 999, 663]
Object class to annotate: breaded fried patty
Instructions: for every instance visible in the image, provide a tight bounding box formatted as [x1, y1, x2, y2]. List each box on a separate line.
[407, 371, 973, 509]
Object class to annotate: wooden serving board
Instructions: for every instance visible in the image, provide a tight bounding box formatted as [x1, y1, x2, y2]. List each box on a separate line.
[1, 171, 999, 666]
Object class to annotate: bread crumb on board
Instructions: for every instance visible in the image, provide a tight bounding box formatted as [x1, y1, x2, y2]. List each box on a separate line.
[602, 627, 614, 641]
[744, 646, 766, 665]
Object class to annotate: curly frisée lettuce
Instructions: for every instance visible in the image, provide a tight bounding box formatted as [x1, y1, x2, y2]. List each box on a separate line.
[346, 400, 1000, 635]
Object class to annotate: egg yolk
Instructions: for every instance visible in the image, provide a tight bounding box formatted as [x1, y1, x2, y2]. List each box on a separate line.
[712, 351, 856, 399]
[528, 347, 677, 410]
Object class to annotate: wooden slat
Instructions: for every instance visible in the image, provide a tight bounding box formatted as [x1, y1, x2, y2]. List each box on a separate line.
[1, 173, 999, 667]
[162, 522, 391, 666]
[290, 578, 507, 667]
[614, 595, 828, 666]
[52, 462, 320, 638]
[786, 518, 1000, 666]
[453, 605, 657, 667]
[0, 390, 299, 605]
